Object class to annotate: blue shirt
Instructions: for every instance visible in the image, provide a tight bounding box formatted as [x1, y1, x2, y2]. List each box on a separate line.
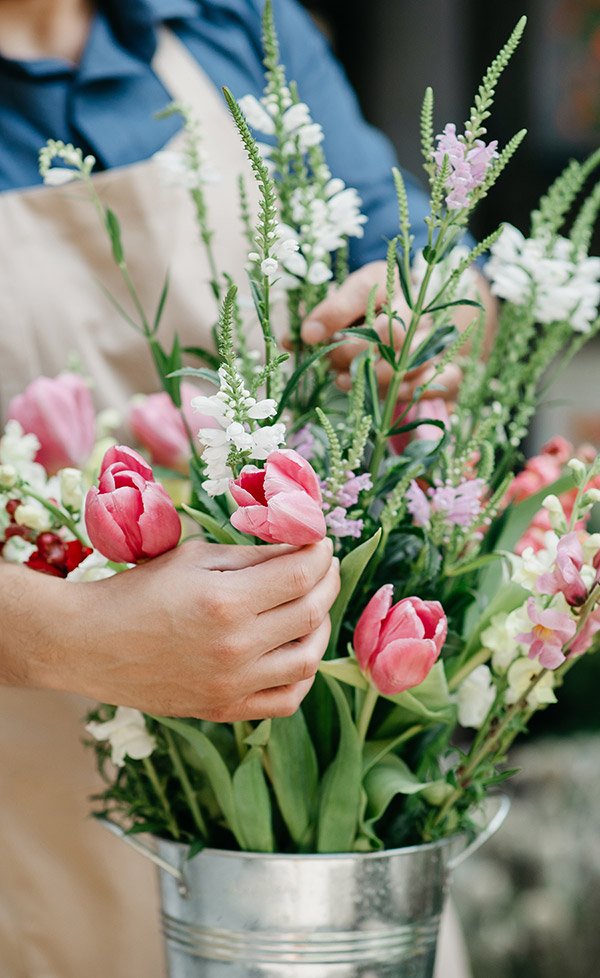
[0, 0, 431, 266]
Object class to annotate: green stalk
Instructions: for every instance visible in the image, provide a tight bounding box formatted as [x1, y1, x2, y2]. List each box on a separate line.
[163, 727, 207, 839]
[357, 684, 379, 745]
[142, 756, 180, 840]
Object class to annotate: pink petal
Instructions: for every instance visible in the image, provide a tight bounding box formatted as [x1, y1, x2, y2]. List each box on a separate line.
[137, 482, 181, 557]
[101, 445, 154, 481]
[264, 449, 322, 505]
[353, 585, 394, 673]
[85, 488, 139, 563]
[230, 503, 277, 542]
[370, 638, 438, 695]
[230, 468, 267, 507]
[266, 490, 326, 545]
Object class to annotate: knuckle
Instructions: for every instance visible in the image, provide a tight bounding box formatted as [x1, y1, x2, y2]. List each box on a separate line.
[304, 596, 325, 632]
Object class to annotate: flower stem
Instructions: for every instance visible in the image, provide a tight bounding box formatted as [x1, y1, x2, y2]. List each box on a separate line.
[357, 683, 379, 745]
[142, 756, 180, 841]
[163, 728, 207, 839]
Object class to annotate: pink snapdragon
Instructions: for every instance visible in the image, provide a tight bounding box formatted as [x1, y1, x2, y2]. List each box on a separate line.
[85, 446, 181, 563]
[321, 471, 372, 539]
[229, 449, 326, 545]
[433, 124, 498, 210]
[354, 585, 447, 695]
[516, 597, 576, 670]
[8, 373, 96, 475]
[536, 531, 588, 606]
[569, 606, 600, 657]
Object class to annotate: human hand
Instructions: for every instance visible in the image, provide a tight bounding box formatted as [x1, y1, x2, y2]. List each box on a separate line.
[301, 260, 492, 400]
[64, 538, 339, 720]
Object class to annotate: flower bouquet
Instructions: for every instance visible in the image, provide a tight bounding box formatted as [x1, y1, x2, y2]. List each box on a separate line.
[3, 5, 600, 971]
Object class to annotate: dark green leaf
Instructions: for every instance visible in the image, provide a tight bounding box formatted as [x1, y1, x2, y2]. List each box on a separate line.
[167, 366, 220, 387]
[316, 676, 362, 852]
[153, 269, 170, 333]
[406, 324, 459, 371]
[232, 748, 274, 852]
[181, 505, 249, 545]
[340, 327, 381, 344]
[327, 529, 382, 656]
[274, 341, 345, 420]
[423, 297, 483, 315]
[105, 207, 124, 264]
[182, 345, 222, 370]
[267, 710, 319, 848]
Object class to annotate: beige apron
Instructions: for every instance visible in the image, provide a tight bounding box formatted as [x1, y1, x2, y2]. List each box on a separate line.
[0, 29, 258, 978]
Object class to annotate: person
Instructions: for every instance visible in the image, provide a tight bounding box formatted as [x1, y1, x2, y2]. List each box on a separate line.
[0, 1, 480, 975]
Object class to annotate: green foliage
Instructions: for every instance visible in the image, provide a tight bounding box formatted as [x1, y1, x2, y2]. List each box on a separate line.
[465, 16, 527, 143]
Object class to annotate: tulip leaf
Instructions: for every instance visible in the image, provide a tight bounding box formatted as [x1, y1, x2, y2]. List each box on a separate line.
[375, 663, 454, 736]
[243, 718, 272, 747]
[181, 504, 249, 545]
[273, 340, 346, 420]
[232, 748, 274, 852]
[327, 528, 382, 657]
[267, 709, 319, 848]
[360, 754, 430, 838]
[318, 657, 368, 690]
[152, 716, 244, 847]
[316, 676, 362, 852]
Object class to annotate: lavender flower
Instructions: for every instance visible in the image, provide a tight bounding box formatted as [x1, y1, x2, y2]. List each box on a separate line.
[433, 124, 498, 210]
[325, 507, 364, 539]
[407, 478, 486, 530]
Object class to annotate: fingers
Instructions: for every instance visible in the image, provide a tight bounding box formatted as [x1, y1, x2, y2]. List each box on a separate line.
[189, 540, 299, 572]
[396, 362, 463, 402]
[254, 616, 331, 690]
[256, 558, 340, 648]
[236, 538, 335, 614]
[301, 261, 389, 344]
[237, 677, 316, 721]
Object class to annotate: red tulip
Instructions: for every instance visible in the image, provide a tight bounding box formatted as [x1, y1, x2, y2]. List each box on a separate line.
[8, 373, 96, 475]
[85, 445, 181, 563]
[354, 585, 447, 695]
[129, 383, 217, 472]
[229, 449, 326, 545]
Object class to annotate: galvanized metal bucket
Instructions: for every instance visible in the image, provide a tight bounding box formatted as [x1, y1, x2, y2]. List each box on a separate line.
[102, 795, 509, 978]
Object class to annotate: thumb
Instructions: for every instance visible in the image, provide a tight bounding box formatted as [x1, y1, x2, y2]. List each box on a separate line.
[190, 540, 300, 572]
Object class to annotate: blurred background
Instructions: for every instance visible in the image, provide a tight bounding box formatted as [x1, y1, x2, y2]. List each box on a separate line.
[297, 1, 600, 976]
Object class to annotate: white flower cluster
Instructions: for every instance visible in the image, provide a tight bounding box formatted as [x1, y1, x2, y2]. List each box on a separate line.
[238, 90, 367, 288]
[154, 146, 219, 191]
[486, 224, 600, 333]
[86, 707, 156, 768]
[248, 222, 302, 280]
[191, 368, 286, 495]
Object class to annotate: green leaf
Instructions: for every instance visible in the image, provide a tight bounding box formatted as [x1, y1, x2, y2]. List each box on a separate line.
[105, 207, 124, 264]
[152, 716, 244, 846]
[422, 297, 483, 315]
[182, 345, 222, 370]
[181, 504, 249, 545]
[340, 327, 381, 344]
[244, 719, 272, 747]
[395, 254, 414, 310]
[318, 657, 368, 691]
[316, 676, 362, 852]
[167, 366, 221, 387]
[387, 416, 446, 439]
[327, 529, 382, 656]
[422, 245, 437, 264]
[153, 269, 170, 333]
[232, 748, 274, 852]
[273, 341, 345, 420]
[375, 662, 454, 735]
[445, 552, 503, 577]
[406, 324, 459, 371]
[494, 473, 575, 555]
[267, 709, 319, 848]
[363, 754, 429, 823]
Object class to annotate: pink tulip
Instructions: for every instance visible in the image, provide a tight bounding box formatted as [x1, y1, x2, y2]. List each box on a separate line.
[85, 445, 181, 563]
[354, 585, 447, 695]
[129, 383, 217, 472]
[8, 373, 95, 475]
[229, 449, 326, 545]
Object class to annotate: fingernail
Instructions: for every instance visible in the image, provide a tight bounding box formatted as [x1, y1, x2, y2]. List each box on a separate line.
[302, 319, 326, 344]
[335, 373, 352, 390]
[323, 536, 334, 554]
[331, 556, 340, 570]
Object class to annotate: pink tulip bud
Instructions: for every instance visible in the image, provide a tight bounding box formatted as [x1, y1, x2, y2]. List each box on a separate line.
[129, 383, 218, 472]
[84, 445, 181, 563]
[229, 448, 326, 545]
[354, 585, 447, 695]
[8, 373, 96, 475]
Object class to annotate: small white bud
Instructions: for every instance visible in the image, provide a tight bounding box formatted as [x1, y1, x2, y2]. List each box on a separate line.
[0, 464, 18, 489]
[59, 468, 84, 512]
[14, 503, 52, 532]
[567, 457, 587, 486]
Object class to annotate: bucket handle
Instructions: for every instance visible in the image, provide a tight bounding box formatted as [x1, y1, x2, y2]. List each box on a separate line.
[96, 817, 190, 897]
[447, 793, 511, 872]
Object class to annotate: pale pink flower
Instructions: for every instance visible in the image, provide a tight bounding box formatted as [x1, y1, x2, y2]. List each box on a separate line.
[129, 383, 217, 472]
[229, 449, 326, 545]
[325, 506, 363, 538]
[516, 597, 576, 669]
[536, 531, 588, 606]
[433, 124, 498, 211]
[8, 373, 95, 475]
[430, 478, 485, 528]
[85, 445, 181, 563]
[354, 585, 447, 695]
[406, 480, 431, 526]
[569, 606, 600, 657]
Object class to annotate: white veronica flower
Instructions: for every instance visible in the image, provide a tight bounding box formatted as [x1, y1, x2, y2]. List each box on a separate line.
[86, 707, 157, 768]
[237, 94, 276, 135]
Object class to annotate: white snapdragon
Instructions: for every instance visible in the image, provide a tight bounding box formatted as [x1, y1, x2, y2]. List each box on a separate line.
[456, 664, 496, 729]
[509, 532, 559, 591]
[248, 223, 300, 281]
[191, 370, 286, 496]
[59, 468, 84, 512]
[486, 225, 600, 333]
[67, 551, 116, 582]
[86, 707, 157, 768]
[504, 657, 557, 708]
[480, 604, 531, 673]
[1, 536, 37, 564]
[13, 502, 52, 533]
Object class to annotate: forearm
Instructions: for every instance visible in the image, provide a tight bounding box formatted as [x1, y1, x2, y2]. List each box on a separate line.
[0, 561, 80, 691]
